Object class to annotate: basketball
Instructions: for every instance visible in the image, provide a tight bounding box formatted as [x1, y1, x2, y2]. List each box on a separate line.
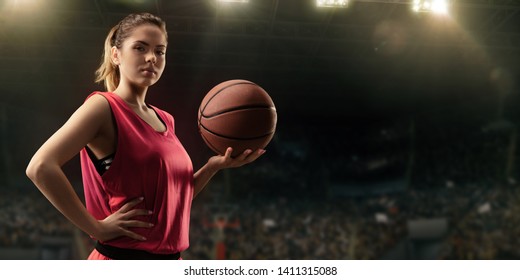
[198, 79, 277, 157]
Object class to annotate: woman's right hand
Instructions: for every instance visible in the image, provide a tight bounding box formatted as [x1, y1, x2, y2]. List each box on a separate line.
[95, 197, 154, 242]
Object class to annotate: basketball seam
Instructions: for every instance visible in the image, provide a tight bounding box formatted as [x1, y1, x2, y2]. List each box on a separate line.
[199, 123, 275, 140]
[201, 105, 276, 118]
[200, 129, 224, 155]
[198, 81, 258, 123]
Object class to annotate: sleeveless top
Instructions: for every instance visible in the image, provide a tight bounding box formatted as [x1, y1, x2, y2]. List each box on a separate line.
[79, 91, 194, 254]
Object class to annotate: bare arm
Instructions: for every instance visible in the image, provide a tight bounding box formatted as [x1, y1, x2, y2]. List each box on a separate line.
[26, 95, 151, 241]
[193, 147, 265, 198]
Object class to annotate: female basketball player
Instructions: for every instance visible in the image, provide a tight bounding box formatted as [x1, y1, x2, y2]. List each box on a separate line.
[26, 13, 265, 260]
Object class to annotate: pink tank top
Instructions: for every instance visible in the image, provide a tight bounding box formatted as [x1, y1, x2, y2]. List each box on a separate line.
[80, 91, 194, 254]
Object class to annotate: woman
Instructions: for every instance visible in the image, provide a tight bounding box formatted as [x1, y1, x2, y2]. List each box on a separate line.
[26, 13, 264, 260]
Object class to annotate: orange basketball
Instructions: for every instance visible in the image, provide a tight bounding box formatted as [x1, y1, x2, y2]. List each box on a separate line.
[198, 80, 277, 157]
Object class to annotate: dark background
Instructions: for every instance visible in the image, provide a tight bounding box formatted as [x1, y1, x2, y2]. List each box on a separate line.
[1, 0, 519, 176]
[1, 0, 519, 260]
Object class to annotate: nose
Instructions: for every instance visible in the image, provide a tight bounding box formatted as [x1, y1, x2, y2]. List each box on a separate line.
[146, 51, 157, 64]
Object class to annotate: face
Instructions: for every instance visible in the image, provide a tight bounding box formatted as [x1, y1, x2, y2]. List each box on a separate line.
[112, 24, 167, 90]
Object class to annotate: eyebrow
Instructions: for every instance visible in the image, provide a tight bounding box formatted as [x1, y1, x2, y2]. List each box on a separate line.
[134, 40, 167, 48]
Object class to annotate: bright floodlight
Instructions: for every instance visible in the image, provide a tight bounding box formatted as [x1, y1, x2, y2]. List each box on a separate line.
[412, 0, 449, 15]
[317, 0, 349, 8]
[218, 0, 249, 3]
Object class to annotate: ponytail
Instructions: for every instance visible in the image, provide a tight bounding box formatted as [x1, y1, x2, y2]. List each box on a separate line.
[95, 25, 120, 92]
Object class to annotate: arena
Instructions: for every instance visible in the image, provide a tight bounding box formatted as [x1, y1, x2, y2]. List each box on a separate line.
[0, 0, 519, 262]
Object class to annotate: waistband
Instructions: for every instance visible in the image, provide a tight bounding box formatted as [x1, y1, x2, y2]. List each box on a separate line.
[95, 241, 181, 260]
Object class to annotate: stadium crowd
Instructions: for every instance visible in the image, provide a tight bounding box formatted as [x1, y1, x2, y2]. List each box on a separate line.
[1, 118, 519, 260]
[182, 118, 519, 260]
[0, 188, 74, 248]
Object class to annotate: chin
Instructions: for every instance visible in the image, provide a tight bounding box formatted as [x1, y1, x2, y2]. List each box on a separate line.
[136, 79, 158, 88]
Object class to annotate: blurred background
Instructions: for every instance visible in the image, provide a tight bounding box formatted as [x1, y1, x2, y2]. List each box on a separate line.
[0, 0, 519, 260]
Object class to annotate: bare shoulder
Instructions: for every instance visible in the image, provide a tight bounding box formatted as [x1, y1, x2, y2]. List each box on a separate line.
[60, 93, 113, 141]
[69, 93, 114, 137]
[81, 93, 111, 118]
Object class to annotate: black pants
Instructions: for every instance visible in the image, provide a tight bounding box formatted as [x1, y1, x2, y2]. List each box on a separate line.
[95, 242, 181, 260]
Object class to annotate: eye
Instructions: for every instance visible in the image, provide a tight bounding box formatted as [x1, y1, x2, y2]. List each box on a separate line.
[156, 49, 166, 56]
[134, 45, 146, 52]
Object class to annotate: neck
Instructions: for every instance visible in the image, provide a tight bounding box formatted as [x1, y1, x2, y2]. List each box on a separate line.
[113, 83, 148, 109]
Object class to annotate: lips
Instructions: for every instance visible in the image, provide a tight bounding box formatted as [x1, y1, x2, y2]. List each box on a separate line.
[141, 68, 157, 75]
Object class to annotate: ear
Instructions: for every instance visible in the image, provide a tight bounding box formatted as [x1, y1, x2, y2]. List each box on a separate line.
[111, 46, 120, 66]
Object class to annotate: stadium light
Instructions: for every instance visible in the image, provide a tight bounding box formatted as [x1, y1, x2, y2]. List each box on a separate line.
[217, 0, 249, 3]
[316, 0, 349, 8]
[412, 0, 450, 15]
[2, 0, 44, 15]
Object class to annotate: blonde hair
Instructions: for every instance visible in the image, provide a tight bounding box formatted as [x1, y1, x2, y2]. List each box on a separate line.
[95, 13, 167, 92]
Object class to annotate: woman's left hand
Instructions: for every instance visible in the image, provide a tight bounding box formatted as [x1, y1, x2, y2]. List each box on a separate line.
[193, 147, 266, 197]
[207, 147, 266, 171]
